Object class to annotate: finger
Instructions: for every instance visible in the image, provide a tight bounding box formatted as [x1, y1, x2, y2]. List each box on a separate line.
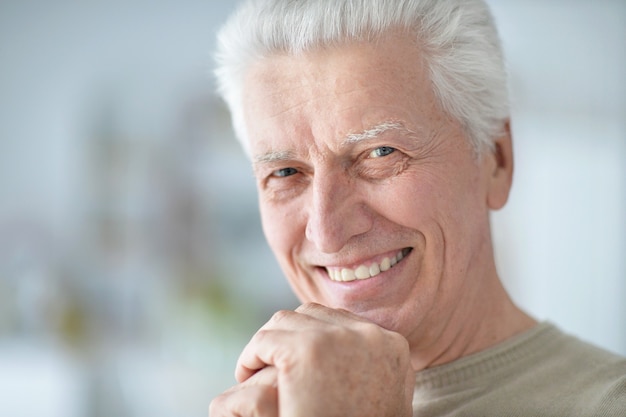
[245, 365, 278, 388]
[258, 307, 330, 332]
[209, 384, 278, 417]
[235, 307, 339, 382]
[235, 309, 335, 383]
[236, 305, 377, 383]
[236, 329, 293, 383]
[258, 304, 370, 334]
[210, 368, 279, 417]
[295, 302, 375, 325]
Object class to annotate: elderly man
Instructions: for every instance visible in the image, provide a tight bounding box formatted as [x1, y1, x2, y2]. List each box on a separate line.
[209, 0, 626, 416]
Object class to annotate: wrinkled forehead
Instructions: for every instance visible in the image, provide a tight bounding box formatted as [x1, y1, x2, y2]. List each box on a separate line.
[240, 35, 462, 163]
[241, 32, 431, 122]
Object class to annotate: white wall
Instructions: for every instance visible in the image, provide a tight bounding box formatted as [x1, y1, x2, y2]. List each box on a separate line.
[487, 0, 626, 355]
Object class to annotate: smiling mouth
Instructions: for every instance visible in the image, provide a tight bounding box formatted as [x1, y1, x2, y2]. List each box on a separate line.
[326, 248, 412, 282]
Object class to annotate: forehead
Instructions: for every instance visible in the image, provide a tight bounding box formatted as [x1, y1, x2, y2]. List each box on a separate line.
[244, 33, 428, 103]
[241, 33, 440, 156]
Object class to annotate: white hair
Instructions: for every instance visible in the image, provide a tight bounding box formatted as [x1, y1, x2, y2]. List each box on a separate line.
[214, 0, 509, 156]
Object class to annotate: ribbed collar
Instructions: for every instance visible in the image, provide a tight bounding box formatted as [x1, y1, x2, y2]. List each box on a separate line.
[413, 322, 561, 390]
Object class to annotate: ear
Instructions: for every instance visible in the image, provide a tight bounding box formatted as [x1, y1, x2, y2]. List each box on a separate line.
[486, 120, 514, 210]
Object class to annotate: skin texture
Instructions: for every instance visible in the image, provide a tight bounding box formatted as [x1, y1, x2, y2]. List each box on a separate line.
[209, 32, 535, 417]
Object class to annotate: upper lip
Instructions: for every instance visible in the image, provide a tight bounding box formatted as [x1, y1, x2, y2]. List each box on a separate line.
[308, 247, 413, 270]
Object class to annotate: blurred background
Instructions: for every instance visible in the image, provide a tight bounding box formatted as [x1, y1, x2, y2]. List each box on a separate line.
[0, 0, 624, 416]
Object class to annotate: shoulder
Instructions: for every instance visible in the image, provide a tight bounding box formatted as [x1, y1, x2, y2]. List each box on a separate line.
[494, 323, 626, 415]
[533, 324, 626, 415]
[413, 323, 626, 416]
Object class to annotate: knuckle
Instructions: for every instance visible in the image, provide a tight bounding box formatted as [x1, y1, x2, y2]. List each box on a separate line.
[386, 329, 410, 353]
[354, 320, 383, 340]
[354, 322, 410, 360]
[295, 301, 321, 314]
[269, 309, 293, 324]
[254, 328, 271, 342]
[386, 332, 411, 367]
[208, 394, 225, 417]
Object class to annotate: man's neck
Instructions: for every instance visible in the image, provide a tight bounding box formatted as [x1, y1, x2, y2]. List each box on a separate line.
[409, 278, 537, 371]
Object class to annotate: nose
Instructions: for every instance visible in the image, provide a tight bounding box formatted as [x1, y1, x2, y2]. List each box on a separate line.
[304, 170, 373, 253]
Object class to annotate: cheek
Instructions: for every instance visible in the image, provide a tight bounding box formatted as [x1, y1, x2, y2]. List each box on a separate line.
[259, 204, 282, 251]
[259, 201, 301, 261]
[369, 176, 441, 229]
[370, 166, 483, 238]
[259, 201, 317, 302]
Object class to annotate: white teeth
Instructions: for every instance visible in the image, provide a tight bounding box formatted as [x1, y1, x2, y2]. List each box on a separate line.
[355, 265, 370, 280]
[341, 268, 355, 281]
[327, 250, 410, 282]
[380, 257, 391, 272]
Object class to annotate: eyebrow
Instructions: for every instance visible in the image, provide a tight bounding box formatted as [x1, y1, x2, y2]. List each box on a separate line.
[343, 121, 413, 145]
[253, 121, 415, 165]
[253, 150, 294, 165]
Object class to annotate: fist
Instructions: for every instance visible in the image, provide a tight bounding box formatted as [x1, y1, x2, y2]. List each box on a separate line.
[236, 303, 415, 417]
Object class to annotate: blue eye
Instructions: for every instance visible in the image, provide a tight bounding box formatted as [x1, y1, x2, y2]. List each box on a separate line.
[273, 167, 298, 177]
[369, 146, 396, 158]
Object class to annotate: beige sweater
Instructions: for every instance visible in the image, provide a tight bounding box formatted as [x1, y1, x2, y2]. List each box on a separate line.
[412, 323, 626, 416]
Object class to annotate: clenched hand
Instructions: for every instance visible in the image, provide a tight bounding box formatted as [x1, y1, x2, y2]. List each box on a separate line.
[209, 303, 415, 417]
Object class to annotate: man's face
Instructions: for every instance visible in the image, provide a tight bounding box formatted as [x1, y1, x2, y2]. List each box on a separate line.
[242, 33, 507, 344]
